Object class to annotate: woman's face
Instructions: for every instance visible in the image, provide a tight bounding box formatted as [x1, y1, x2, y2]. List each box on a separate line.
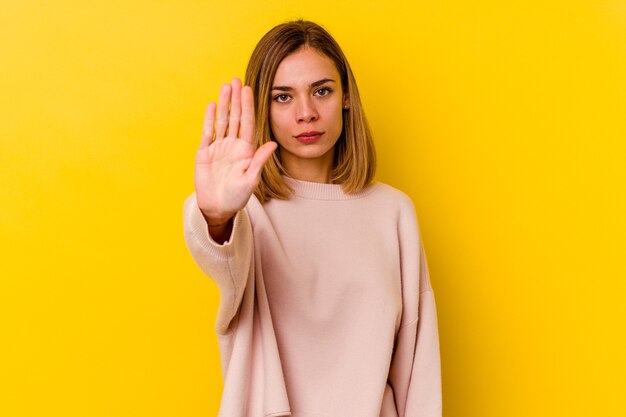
[269, 47, 347, 178]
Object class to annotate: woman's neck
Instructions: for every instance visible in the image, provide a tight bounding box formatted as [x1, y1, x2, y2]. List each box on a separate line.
[281, 152, 334, 183]
[284, 167, 331, 183]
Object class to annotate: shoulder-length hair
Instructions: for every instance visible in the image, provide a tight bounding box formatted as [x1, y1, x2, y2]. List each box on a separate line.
[245, 20, 376, 203]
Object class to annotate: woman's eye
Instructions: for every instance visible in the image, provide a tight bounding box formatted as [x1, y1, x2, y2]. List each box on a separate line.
[273, 94, 290, 103]
[315, 87, 331, 97]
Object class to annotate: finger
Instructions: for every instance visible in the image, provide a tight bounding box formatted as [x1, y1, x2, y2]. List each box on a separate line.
[200, 102, 216, 147]
[215, 83, 231, 139]
[228, 78, 242, 138]
[246, 141, 277, 180]
[240, 85, 255, 144]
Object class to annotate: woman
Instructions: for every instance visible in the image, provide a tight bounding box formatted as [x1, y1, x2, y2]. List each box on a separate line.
[183, 20, 441, 417]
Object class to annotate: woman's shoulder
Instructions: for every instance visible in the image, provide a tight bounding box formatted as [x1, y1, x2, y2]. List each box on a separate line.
[369, 181, 417, 212]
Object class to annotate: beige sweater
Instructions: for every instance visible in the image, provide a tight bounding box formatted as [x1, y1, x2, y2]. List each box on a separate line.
[183, 177, 441, 417]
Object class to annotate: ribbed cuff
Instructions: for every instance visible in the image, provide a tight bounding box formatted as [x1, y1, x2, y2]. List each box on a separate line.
[183, 192, 246, 260]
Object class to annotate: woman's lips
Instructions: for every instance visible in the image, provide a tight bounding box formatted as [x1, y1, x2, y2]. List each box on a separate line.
[295, 131, 323, 143]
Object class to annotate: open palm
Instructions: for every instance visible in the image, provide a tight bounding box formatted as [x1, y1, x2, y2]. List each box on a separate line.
[195, 78, 277, 224]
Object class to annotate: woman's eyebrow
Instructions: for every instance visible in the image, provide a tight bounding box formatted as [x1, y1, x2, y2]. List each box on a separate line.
[271, 78, 335, 91]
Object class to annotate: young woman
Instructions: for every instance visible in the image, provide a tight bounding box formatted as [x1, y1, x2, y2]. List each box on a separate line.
[184, 20, 441, 417]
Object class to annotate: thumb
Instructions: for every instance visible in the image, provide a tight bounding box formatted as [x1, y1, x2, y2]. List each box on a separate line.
[246, 141, 278, 180]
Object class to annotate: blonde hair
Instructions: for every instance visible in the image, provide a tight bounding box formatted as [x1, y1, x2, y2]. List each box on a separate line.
[245, 20, 377, 203]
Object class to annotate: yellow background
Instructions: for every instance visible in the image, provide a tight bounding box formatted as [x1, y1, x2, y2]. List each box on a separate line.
[2, 0, 625, 416]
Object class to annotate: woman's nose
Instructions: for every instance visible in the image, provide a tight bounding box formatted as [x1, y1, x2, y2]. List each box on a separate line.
[296, 97, 318, 123]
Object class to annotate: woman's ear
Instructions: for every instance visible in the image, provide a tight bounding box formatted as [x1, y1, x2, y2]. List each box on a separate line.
[343, 95, 350, 110]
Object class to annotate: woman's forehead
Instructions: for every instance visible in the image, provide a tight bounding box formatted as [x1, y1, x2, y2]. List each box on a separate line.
[272, 47, 339, 88]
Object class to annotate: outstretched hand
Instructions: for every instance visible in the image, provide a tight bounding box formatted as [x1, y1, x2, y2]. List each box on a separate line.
[194, 78, 277, 225]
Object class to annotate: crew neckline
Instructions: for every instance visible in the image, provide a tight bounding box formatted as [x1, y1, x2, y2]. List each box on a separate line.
[282, 175, 378, 201]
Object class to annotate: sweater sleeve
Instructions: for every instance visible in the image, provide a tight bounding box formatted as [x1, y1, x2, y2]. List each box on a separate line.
[182, 192, 253, 335]
[388, 197, 442, 417]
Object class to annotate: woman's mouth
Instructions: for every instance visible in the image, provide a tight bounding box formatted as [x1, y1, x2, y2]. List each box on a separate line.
[295, 131, 323, 143]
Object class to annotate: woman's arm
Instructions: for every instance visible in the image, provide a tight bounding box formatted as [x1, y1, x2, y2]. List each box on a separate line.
[183, 77, 275, 333]
[389, 273, 442, 417]
[388, 196, 442, 417]
[183, 192, 253, 335]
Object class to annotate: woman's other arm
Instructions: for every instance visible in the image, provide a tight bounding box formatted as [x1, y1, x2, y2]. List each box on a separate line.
[388, 196, 442, 417]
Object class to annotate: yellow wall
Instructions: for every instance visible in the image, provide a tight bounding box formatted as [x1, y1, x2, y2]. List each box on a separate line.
[2, 1, 625, 416]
